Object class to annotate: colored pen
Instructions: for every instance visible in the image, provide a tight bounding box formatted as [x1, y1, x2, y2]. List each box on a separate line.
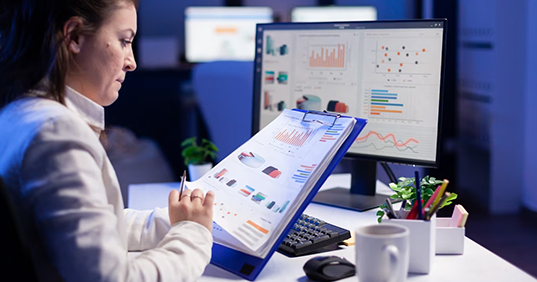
[406, 199, 422, 220]
[423, 185, 442, 217]
[415, 171, 423, 220]
[427, 191, 450, 220]
[179, 170, 186, 199]
[433, 179, 449, 207]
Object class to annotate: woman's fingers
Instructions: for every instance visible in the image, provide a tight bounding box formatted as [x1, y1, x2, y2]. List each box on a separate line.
[169, 189, 179, 205]
[203, 190, 215, 207]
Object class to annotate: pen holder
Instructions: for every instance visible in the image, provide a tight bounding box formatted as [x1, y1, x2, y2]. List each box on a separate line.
[435, 218, 465, 255]
[381, 214, 436, 274]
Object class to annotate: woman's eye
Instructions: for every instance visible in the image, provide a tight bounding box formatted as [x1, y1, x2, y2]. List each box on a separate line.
[122, 40, 132, 46]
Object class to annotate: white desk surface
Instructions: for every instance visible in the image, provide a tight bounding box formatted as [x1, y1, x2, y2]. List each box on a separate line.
[128, 174, 537, 282]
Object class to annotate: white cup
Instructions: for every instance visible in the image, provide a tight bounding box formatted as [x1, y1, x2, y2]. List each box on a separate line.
[355, 224, 410, 282]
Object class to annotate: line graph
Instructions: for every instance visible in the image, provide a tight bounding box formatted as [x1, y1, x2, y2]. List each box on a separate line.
[355, 131, 419, 152]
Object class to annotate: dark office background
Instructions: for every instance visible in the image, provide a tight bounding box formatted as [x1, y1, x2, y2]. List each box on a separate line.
[104, 0, 537, 278]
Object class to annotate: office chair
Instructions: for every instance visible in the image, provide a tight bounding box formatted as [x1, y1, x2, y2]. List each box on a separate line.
[191, 61, 254, 163]
[0, 177, 38, 281]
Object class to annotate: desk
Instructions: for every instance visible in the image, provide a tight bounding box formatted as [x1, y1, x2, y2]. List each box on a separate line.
[129, 174, 537, 282]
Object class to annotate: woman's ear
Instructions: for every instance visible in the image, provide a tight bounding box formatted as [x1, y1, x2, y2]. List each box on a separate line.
[63, 17, 85, 54]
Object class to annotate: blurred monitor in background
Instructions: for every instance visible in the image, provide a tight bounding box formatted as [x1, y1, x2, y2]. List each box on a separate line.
[185, 6, 273, 63]
[291, 6, 377, 22]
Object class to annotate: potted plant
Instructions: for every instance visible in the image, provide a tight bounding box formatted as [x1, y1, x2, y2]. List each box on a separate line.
[181, 136, 219, 181]
[377, 175, 458, 223]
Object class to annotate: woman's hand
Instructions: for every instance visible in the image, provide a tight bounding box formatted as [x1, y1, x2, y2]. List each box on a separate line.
[168, 188, 214, 232]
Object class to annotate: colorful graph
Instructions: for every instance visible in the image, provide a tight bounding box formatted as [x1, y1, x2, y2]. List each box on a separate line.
[274, 128, 314, 147]
[265, 71, 275, 84]
[320, 124, 345, 142]
[369, 89, 403, 116]
[308, 44, 346, 69]
[279, 201, 290, 213]
[239, 185, 255, 196]
[238, 152, 265, 168]
[214, 202, 238, 219]
[266, 35, 288, 56]
[214, 168, 228, 179]
[233, 220, 269, 246]
[251, 192, 267, 204]
[292, 164, 317, 184]
[356, 131, 419, 152]
[262, 166, 282, 178]
[375, 40, 433, 75]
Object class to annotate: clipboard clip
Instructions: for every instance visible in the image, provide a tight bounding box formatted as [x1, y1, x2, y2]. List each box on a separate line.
[302, 110, 340, 126]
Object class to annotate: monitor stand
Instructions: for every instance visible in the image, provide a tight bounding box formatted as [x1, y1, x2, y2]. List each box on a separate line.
[313, 159, 396, 212]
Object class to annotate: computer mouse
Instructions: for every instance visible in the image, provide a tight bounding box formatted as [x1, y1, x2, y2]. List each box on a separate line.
[303, 255, 356, 282]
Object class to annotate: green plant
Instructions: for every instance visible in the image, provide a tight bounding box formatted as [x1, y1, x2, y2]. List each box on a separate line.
[181, 137, 219, 166]
[376, 175, 457, 223]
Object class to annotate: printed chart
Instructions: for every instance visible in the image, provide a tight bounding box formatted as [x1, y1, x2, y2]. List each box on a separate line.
[320, 123, 345, 142]
[292, 164, 316, 184]
[274, 127, 314, 147]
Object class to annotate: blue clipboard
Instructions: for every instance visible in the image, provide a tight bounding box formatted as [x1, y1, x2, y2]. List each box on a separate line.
[210, 110, 367, 281]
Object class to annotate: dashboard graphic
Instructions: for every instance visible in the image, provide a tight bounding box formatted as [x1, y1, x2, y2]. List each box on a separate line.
[266, 35, 289, 56]
[374, 39, 435, 75]
[308, 43, 346, 69]
[355, 131, 419, 152]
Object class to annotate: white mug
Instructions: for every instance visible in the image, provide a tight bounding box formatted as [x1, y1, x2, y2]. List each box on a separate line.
[355, 224, 410, 282]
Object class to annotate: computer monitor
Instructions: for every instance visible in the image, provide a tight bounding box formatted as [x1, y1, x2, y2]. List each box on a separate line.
[291, 6, 377, 22]
[252, 20, 447, 211]
[184, 7, 273, 63]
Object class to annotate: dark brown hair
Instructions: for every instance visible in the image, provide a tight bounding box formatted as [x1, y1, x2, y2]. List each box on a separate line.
[0, 0, 139, 108]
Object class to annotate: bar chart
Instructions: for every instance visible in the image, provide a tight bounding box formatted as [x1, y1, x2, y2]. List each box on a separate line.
[292, 164, 316, 184]
[308, 43, 346, 70]
[266, 35, 289, 56]
[369, 89, 403, 117]
[320, 123, 345, 142]
[273, 127, 314, 147]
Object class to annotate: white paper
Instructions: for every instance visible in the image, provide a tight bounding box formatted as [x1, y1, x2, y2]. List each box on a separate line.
[190, 109, 355, 257]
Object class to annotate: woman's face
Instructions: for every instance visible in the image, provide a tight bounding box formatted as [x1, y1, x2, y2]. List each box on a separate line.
[66, 4, 137, 106]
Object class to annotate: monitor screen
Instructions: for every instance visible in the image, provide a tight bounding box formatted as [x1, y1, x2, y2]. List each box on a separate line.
[252, 20, 447, 211]
[291, 6, 377, 22]
[185, 7, 273, 63]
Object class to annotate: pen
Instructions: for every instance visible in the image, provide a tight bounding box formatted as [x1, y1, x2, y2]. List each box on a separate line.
[400, 199, 407, 211]
[427, 191, 450, 220]
[406, 199, 421, 219]
[433, 179, 449, 207]
[423, 185, 442, 217]
[179, 170, 186, 199]
[383, 207, 397, 219]
[385, 198, 397, 218]
[415, 171, 423, 220]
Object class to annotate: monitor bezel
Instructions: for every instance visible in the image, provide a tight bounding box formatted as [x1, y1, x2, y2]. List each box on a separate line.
[251, 19, 448, 169]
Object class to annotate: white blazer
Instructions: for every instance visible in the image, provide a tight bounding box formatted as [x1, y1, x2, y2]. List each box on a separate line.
[0, 87, 212, 282]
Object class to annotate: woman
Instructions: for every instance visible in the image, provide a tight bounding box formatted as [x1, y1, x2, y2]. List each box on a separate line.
[0, 0, 214, 281]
